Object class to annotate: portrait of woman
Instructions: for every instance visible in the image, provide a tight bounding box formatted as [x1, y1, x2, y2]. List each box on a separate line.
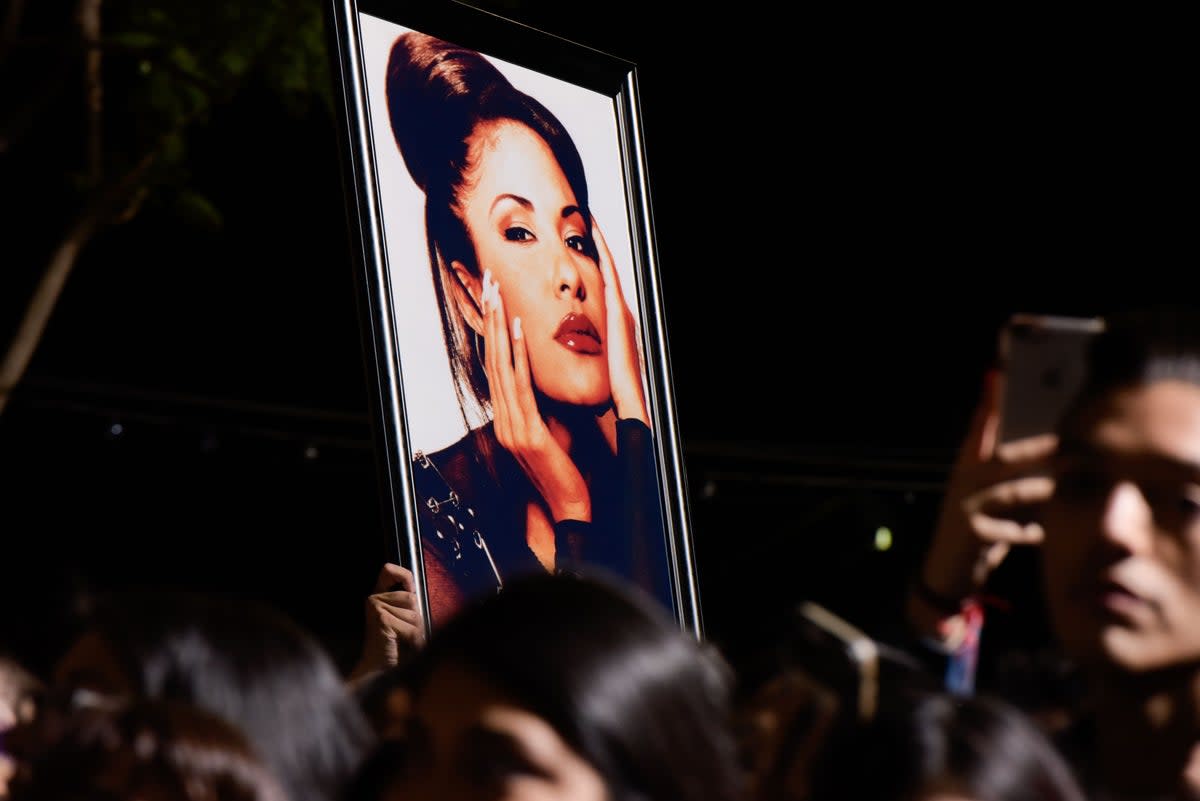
[357, 15, 676, 627]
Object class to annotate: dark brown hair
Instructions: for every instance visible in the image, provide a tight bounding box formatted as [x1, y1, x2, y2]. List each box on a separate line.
[10, 699, 290, 801]
[402, 572, 744, 801]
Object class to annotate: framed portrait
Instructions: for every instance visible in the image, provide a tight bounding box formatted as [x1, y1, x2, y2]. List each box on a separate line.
[327, 0, 701, 636]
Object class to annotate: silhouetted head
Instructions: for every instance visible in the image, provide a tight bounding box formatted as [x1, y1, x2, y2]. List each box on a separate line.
[51, 591, 374, 801]
[388, 572, 743, 801]
[811, 689, 1086, 801]
[8, 698, 289, 801]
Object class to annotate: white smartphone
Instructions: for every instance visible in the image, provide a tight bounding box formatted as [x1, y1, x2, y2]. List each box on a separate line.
[996, 313, 1106, 445]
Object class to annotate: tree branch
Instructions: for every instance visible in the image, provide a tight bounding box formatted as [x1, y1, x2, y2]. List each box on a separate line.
[76, 0, 103, 185]
[1, 4, 309, 418]
[0, 151, 156, 417]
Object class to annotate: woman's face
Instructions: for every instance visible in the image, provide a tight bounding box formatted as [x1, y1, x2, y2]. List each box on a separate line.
[388, 662, 608, 801]
[1042, 380, 1200, 673]
[455, 119, 610, 408]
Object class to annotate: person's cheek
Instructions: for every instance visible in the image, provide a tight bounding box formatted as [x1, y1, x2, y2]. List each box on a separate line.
[1181, 530, 1200, 584]
[1163, 583, 1200, 650]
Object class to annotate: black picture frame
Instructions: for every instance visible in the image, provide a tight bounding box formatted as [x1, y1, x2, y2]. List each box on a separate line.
[327, 0, 701, 637]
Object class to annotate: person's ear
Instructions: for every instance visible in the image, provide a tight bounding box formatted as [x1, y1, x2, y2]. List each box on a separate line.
[450, 261, 483, 335]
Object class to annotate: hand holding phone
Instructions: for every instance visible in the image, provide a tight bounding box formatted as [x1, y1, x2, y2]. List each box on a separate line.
[909, 313, 1102, 640]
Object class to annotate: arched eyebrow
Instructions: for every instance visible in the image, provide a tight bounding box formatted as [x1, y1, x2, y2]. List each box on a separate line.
[1058, 441, 1200, 482]
[489, 195, 583, 224]
[490, 193, 532, 215]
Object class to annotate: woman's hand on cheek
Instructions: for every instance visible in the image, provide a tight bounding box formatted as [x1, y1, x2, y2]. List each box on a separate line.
[592, 218, 649, 427]
[483, 271, 591, 523]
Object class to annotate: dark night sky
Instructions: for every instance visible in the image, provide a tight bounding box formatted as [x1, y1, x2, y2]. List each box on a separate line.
[0, 1, 1190, 680]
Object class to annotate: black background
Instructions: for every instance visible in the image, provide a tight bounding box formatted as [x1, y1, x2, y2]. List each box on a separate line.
[0, 1, 1190, 682]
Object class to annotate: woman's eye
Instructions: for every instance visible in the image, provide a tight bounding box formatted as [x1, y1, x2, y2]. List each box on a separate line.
[504, 226, 533, 242]
[1179, 495, 1200, 520]
[1131, 486, 1200, 532]
[566, 234, 586, 252]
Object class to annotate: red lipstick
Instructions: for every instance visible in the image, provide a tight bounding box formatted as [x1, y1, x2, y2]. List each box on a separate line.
[554, 312, 602, 355]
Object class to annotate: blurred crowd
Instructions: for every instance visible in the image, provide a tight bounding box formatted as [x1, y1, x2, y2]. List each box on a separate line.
[6, 305, 1200, 800]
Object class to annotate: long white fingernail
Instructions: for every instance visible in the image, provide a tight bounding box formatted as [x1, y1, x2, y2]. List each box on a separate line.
[512, 317, 522, 340]
[482, 270, 493, 309]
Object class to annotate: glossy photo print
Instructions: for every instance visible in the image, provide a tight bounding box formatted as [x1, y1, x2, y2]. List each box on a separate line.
[329, 0, 699, 634]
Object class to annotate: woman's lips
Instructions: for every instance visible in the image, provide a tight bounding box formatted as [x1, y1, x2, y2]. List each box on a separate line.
[553, 312, 602, 355]
[1094, 577, 1149, 617]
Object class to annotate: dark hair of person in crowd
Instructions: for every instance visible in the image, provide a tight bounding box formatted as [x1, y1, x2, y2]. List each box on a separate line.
[1066, 304, 1200, 415]
[388, 571, 745, 801]
[808, 688, 1086, 801]
[49, 590, 374, 801]
[8, 698, 290, 801]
